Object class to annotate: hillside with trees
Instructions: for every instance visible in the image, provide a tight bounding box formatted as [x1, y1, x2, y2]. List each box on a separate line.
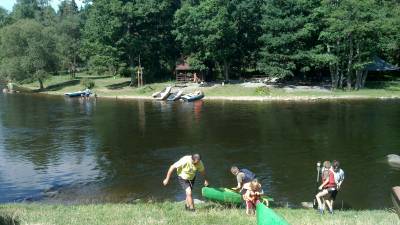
[0, 0, 399, 90]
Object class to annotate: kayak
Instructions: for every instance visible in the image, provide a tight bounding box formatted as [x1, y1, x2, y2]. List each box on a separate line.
[392, 186, 400, 218]
[201, 187, 274, 205]
[167, 90, 183, 101]
[202, 187, 242, 204]
[181, 91, 204, 102]
[256, 203, 290, 225]
[65, 90, 91, 97]
[152, 86, 172, 100]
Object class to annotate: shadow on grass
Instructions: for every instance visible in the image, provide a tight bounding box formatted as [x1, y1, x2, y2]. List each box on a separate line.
[76, 75, 113, 80]
[105, 81, 131, 90]
[0, 214, 20, 225]
[36, 80, 81, 92]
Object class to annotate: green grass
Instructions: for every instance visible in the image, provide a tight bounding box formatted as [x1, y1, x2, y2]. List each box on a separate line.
[17, 74, 400, 100]
[0, 203, 398, 225]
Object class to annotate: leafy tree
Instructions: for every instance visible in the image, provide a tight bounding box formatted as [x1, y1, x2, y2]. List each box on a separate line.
[0, 7, 10, 28]
[82, 0, 179, 84]
[319, 0, 383, 89]
[257, 0, 323, 79]
[56, 0, 82, 78]
[0, 20, 58, 89]
[174, 0, 237, 80]
[12, 0, 40, 20]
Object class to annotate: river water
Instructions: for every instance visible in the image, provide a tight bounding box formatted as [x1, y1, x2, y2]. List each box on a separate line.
[0, 90, 399, 209]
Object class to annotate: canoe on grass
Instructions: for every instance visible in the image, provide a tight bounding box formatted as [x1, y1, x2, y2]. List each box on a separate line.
[167, 90, 183, 101]
[152, 86, 172, 100]
[201, 187, 274, 205]
[392, 186, 400, 218]
[256, 203, 290, 225]
[181, 91, 204, 102]
[65, 89, 91, 98]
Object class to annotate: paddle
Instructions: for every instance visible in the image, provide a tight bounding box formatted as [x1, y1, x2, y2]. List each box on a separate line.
[313, 161, 321, 208]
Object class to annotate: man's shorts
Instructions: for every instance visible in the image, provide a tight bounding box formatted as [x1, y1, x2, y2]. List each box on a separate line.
[178, 176, 195, 190]
[330, 189, 339, 200]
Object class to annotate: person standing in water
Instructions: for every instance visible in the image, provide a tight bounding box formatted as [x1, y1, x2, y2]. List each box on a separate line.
[162, 154, 209, 211]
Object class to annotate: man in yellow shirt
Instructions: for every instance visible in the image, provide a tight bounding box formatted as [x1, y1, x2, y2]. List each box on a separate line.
[162, 154, 209, 211]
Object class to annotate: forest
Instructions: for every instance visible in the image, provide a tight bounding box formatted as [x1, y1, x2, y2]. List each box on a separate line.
[0, 0, 399, 90]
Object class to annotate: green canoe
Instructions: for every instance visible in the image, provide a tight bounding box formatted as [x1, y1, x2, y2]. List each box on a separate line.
[201, 187, 274, 205]
[256, 203, 290, 225]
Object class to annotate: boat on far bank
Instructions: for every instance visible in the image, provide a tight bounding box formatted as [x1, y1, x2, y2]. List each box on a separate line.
[181, 91, 204, 102]
[167, 90, 183, 101]
[65, 89, 91, 98]
[152, 86, 172, 100]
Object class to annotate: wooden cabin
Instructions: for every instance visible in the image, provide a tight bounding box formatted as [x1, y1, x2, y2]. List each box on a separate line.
[175, 59, 203, 84]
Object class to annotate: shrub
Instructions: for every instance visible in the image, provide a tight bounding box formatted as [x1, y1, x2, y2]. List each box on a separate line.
[81, 78, 95, 89]
[255, 86, 271, 96]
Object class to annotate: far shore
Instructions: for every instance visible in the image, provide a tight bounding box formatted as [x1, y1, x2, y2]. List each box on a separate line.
[8, 74, 400, 102]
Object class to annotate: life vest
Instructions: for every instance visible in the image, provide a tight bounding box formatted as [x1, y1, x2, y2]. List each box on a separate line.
[240, 168, 256, 183]
[322, 169, 336, 189]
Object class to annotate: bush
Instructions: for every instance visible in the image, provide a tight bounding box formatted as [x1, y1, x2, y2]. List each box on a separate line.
[255, 86, 271, 96]
[81, 78, 95, 89]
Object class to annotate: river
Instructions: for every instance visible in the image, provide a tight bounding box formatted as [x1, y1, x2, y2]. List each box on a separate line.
[0, 90, 399, 209]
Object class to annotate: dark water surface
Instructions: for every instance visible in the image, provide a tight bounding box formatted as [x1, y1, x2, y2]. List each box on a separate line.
[0, 90, 399, 209]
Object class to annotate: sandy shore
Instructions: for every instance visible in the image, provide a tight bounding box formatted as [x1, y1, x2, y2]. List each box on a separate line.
[87, 94, 400, 102]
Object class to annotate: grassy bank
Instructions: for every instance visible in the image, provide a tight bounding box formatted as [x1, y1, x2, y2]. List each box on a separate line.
[17, 74, 400, 100]
[0, 202, 398, 225]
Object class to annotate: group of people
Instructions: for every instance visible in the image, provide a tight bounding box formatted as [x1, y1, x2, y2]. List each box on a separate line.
[315, 160, 345, 214]
[162, 154, 345, 216]
[162, 154, 264, 215]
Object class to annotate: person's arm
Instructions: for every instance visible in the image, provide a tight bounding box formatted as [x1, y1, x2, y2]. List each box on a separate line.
[232, 173, 243, 190]
[200, 170, 209, 186]
[319, 179, 329, 190]
[162, 165, 176, 186]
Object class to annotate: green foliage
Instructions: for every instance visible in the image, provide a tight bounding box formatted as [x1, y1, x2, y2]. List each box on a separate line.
[255, 86, 271, 96]
[0, 19, 58, 89]
[258, 0, 323, 79]
[80, 78, 95, 89]
[0, 0, 399, 92]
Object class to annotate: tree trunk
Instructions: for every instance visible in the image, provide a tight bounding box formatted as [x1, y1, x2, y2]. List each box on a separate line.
[346, 34, 353, 90]
[129, 55, 135, 87]
[355, 44, 362, 90]
[223, 60, 229, 81]
[361, 70, 368, 88]
[38, 78, 44, 90]
[327, 45, 336, 89]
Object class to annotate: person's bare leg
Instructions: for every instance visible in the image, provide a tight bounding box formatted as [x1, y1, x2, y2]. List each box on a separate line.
[186, 187, 194, 209]
[316, 190, 328, 212]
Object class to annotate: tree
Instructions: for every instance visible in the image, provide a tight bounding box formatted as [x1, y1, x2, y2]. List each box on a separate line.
[56, 0, 82, 78]
[12, 0, 40, 20]
[257, 0, 323, 79]
[174, 0, 237, 80]
[0, 20, 58, 89]
[319, 0, 383, 90]
[82, 0, 179, 84]
[0, 7, 10, 28]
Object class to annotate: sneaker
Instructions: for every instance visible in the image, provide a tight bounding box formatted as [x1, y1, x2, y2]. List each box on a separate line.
[329, 209, 334, 215]
[318, 208, 324, 215]
[187, 208, 195, 212]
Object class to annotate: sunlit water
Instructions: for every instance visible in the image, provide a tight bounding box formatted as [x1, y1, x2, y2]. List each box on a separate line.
[0, 89, 399, 209]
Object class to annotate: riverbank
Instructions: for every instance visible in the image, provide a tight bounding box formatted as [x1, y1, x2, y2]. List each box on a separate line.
[0, 202, 398, 225]
[16, 75, 400, 101]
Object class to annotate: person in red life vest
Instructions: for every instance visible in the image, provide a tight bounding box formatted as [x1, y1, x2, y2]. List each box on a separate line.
[315, 161, 337, 214]
[243, 179, 263, 215]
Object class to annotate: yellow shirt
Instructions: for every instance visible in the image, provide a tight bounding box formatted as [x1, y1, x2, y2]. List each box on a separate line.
[173, 155, 205, 180]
